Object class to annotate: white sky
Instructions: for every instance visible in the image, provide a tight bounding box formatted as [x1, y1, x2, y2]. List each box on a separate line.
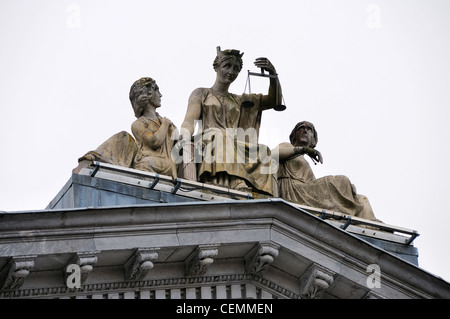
[1, 0, 450, 285]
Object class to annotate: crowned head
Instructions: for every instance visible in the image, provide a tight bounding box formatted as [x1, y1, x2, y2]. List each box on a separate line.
[213, 46, 244, 71]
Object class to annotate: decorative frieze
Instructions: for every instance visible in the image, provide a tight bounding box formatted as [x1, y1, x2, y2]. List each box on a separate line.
[0, 273, 299, 299]
[124, 248, 159, 281]
[244, 242, 280, 276]
[0, 255, 36, 290]
[298, 263, 335, 299]
[185, 245, 219, 277]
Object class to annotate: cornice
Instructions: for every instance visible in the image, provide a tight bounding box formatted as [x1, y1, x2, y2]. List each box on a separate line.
[1, 200, 449, 298]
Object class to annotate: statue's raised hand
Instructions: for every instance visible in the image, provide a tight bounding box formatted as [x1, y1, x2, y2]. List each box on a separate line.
[254, 57, 277, 74]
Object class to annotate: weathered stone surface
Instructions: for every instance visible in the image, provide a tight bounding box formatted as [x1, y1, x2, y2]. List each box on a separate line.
[1, 183, 449, 298]
[179, 46, 283, 195]
[274, 121, 380, 221]
[75, 77, 179, 180]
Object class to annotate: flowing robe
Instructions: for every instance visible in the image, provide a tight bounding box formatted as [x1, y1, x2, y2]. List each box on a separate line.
[132, 116, 179, 179]
[277, 144, 378, 221]
[195, 89, 274, 195]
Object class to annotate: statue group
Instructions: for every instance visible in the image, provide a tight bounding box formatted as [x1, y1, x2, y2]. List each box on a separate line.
[77, 46, 379, 222]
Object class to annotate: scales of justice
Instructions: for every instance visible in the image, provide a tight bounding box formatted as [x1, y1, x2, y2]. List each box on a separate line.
[241, 68, 286, 111]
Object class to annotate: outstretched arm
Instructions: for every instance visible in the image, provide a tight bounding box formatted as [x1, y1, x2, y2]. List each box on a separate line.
[254, 57, 283, 110]
[272, 142, 323, 164]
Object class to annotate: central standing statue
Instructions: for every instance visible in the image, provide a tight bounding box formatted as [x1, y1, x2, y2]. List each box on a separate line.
[179, 46, 283, 195]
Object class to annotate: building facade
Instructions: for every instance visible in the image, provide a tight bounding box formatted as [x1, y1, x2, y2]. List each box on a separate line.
[1, 162, 449, 299]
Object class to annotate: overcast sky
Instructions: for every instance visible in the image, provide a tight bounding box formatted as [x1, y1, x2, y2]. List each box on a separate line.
[1, 1, 450, 284]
